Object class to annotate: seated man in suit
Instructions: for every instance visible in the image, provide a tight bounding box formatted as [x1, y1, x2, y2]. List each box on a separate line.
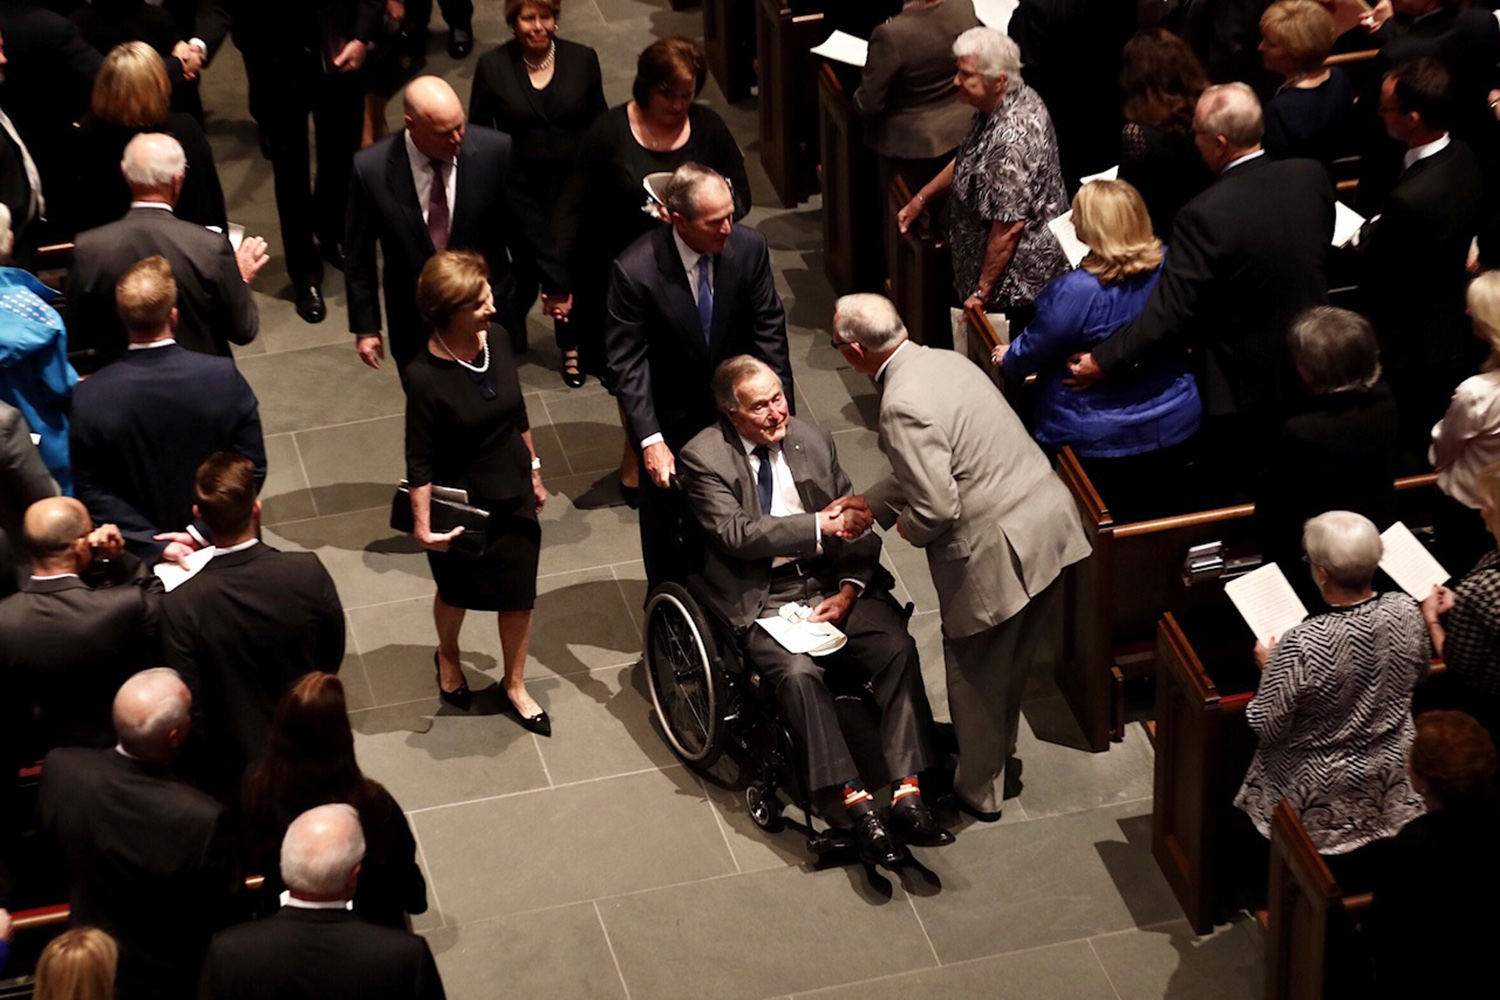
[163, 451, 343, 800]
[678, 356, 950, 867]
[198, 803, 446, 1000]
[607, 163, 793, 592]
[66, 132, 268, 364]
[70, 255, 265, 563]
[41, 667, 240, 1000]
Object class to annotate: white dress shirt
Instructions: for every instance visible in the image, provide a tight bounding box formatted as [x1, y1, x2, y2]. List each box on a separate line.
[1223, 149, 1266, 173]
[1403, 133, 1451, 173]
[128, 337, 176, 351]
[1431, 372, 1500, 509]
[281, 891, 353, 911]
[404, 133, 457, 227]
[740, 434, 863, 593]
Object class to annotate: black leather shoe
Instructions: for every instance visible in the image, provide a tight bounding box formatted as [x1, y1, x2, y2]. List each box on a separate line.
[956, 798, 1003, 824]
[295, 285, 326, 324]
[561, 350, 585, 388]
[852, 812, 903, 867]
[503, 689, 551, 737]
[888, 797, 955, 847]
[1004, 756, 1024, 801]
[434, 651, 471, 710]
[320, 242, 346, 271]
[447, 25, 473, 58]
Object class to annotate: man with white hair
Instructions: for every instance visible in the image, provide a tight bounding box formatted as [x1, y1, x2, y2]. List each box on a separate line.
[66, 132, 268, 365]
[198, 804, 446, 1000]
[40, 667, 240, 1000]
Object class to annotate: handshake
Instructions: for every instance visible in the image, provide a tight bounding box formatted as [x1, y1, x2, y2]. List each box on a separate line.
[818, 495, 873, 541]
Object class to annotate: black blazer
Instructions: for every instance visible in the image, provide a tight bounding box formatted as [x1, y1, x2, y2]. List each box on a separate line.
[345, 125, 567, 368]
[604, 224, 792, 452]
[162, 542, 344, 795]
[67, 206, 258, 362]
[41, 747, 240, 1000]
[69, 344, 265, 559]
[198, 907, 446, 1000]
[1094, 155, 1334, 419]
[0, 552, 161, 756]
[230, 0, 382, 58]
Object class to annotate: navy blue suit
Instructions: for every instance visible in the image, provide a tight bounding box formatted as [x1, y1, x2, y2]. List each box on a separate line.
[69, 343, 264, 559]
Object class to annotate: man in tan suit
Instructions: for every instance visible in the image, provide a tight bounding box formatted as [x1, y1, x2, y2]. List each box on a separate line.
[834, 294, 1091, 821]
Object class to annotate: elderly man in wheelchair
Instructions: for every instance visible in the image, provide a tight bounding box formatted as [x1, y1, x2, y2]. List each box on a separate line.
[647, 355, 952, 868]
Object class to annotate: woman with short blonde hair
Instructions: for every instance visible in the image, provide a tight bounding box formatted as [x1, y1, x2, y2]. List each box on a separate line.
[1259, 0, 1355, 164]
[35, 928, 118, 1000]
[1072, 179, 1164, 285]
[92, 42, 171, 126]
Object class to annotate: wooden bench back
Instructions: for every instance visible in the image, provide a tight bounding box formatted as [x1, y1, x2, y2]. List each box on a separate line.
[884, 176, 953, 349]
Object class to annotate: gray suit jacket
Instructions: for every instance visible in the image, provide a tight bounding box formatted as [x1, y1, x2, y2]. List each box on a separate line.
[679, 416, 878, 631]
[0, 400, 58, 588]
[865, 342, 1091, 639]
[853, 0, 980, 160]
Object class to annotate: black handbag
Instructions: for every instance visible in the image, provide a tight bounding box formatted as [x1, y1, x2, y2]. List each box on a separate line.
[390, 483, 490, 557]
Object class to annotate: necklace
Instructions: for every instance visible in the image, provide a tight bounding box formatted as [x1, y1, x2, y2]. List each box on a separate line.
[434, 332, 490, 374]
[632, 104, 680, 151]
[524, 41, 555, 73]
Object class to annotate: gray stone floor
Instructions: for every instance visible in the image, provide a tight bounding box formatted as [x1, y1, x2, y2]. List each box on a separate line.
[199, 2, 1263, 996]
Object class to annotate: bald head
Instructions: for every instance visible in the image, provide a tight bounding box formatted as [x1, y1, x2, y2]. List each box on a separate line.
[22, 497, 91, 571]
[120, 133, 185, 203]
[281, 804, 366, 900]
[404, 76, 466, 161]
[113, 668, 191, 762]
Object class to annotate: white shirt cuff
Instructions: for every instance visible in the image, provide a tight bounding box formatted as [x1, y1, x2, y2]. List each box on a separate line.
[190, 38, 207, 56]
[640, 432, 665, 449]
[839, 577, 866, 594]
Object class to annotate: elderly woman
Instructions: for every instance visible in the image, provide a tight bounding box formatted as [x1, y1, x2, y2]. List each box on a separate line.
[404, 251, 550, 735]
[1116, 29, 1213, 242]
[72, 42, 225, 232]
[896, 27, 1069, 329]
[1259, 0, 1355, 165]
[1235, 511, 1429, 882]
[470, 0, 606, 387]
[992, 179, 1199, 520]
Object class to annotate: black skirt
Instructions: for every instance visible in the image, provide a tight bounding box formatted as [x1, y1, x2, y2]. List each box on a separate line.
[426, 495, 540, 611]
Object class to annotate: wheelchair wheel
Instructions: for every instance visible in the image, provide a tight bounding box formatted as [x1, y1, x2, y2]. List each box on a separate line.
[644, 582, 729, 768]
[745, 782, 783, 832]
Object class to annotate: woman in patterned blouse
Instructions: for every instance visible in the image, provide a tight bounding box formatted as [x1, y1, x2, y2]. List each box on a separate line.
[1235, 511, 1430, 883]
[895, 27, 1069, 330]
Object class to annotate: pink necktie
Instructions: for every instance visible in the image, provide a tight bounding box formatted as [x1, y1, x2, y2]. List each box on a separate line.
[428, 159, 450, 252]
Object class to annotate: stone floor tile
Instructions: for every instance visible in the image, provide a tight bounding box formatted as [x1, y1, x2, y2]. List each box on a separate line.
[259, 432, 316, 525]
[1089, 918, 1265, 1000]
[531, 389, 629, 477]
[1011, 717, 1155, 820]
[535, 471, 646, 577]
[532, 662, 680, 785]
[238, 343, 406, 435]
[792, 939, 1119, 1000]
[292, 415, 405, 517]
[424, 903, 626, 1000]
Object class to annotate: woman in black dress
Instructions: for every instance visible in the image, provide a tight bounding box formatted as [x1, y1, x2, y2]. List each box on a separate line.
[242, 673, 427, 929]
[556, 36, 751, 498]
[470, 0, 606, 387]
[405, 251, 551, 735]
[1258, 1, 1355, 167]
[1117, 29, 1213, 242]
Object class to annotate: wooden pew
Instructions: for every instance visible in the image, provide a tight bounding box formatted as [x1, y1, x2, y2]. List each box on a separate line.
[817, 63, 883, 295]
[884, 176, 953, 348]
[704, 0, 756, 103]
[755, 0, 824, 207]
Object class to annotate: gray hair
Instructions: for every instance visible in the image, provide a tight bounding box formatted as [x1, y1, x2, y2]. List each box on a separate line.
[711, 355, 778, 414]
[1302, 511, 1383, 590]
[1287, 307, 1382, 394]
[113, 668, 191, 758]
[663, 162, 729, 220]
[120, 133, 186, 191]
[1196, 83, 1264, 148]
[280, 804, 366, 898]
[833, 293, 908, 353]
[952, 27, 1022, 86]
[0, 204, 12, 263]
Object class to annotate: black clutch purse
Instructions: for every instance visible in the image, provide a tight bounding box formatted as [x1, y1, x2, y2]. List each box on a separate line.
[390, 483, 490, 557]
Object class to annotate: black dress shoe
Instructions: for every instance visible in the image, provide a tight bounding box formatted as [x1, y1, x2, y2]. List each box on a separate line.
[619, 482, 640, 509]
[852, 812, 903, 867]
[561, 351, 585, 388]
[503, 689, 551, 737]
[434, 651, 472, 710]
[888, 797, 955, 847]
[956, 798, 1003, 824]
[1004, 756, 1024, 801]
[447, 25, 473, 58]
[321, 242, 346, 271]
[295, 285, 326, 324]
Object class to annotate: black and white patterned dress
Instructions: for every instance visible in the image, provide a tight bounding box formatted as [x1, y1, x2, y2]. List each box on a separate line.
[947, 83, 1069, 310]
[1234, 591, 1429, 854]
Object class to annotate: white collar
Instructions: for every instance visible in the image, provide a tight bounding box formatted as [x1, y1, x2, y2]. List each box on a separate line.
[875, 339, 911, 383]
[738, 433, 779, 458]
[128, 338, 176, 350]
[404, 132, 454, 173]
[29, 572, 79, 581]
[129, 200, 174, 212]
[213, 537, 260, 556]
[114, 744, 142, 761]
[1403, 133, 1450, 172]
[280, 891, 353, 911]
[1221, 149, 1265, 173]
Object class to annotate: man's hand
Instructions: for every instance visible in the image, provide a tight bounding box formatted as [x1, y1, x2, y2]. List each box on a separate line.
[819, 497, 872, 539]
[235, 236, 270, 284]
[1253, 635, 1278, 671]
[643, 441, 675, 489]
[1422, 583, 1456, 624]
[153, 530, 201, 569]
[807, 585, 857, 624]
[332, 39, 368, 72]
[385, 0, 406, 21]
[1361, 0, 1392, 32]
[1065, 352, 1104, 389]
[172, 41, 204, 77]
[0, 908, 12, 945]
[356, 334, 385, 370]
[416, 525, 464, 552]
[87, 524, 125, 560]
[541, 293, 572, 322]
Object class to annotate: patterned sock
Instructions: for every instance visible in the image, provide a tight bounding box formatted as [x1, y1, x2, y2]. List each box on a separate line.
[891, 774, 921, 807]
[843, 782, 875, 821]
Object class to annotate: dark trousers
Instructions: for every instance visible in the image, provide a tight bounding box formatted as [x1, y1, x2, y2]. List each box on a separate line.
[639, 476, 692, 593]
[407, 0, 473, 30]
[744, 570, 934, 794]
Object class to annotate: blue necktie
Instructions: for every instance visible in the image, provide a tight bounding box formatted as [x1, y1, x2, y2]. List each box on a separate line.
[696, 254, 714, 347]
[753, 445, 773, 514]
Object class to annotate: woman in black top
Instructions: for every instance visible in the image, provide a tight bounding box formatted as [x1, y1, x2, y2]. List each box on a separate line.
[556, 36, 750, 496]
[404, 251, 551, 735]
[1259, 1, 1356, 167]
[470, 0, 606, 387]
[243, 673, 427, 929]
[1117, 29, 1213, 242]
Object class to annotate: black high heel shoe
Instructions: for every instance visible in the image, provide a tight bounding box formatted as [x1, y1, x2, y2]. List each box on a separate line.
[503, 689, 551, 737]
[561, 350, 585, 388]
[434, 651, 472, 710]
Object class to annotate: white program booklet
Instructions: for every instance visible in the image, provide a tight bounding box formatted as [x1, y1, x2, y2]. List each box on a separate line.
[1379, 521, 1450, 600]
[1333, 201, 1365, 248]
[811, 31, 868, 68]
[1224, 562, 1308, 646]
[973, 0, 1018, 31]
[1048, 210, 1090, 268]
[755, 602, 848, 657]
[1079, 165, 1119, 186]
[153, 545, 217, 592]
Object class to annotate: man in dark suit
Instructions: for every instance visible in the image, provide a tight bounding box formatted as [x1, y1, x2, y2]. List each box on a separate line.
[605, 163, 794, 591]
[679, 357, 948, 867]
[0, 497, 159, 760]
[41, 667, 240, 1000]
[0, 30, 45, 261]
[67, 133, 267, 364]
[70, 255, 265, 562]
[198, 803, 446, 1000]
[1070, 83, 1334, 496]
[163, 452, 344, 799]
[346, 74, 568, 371]
[1360, 58, 1486, 453]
